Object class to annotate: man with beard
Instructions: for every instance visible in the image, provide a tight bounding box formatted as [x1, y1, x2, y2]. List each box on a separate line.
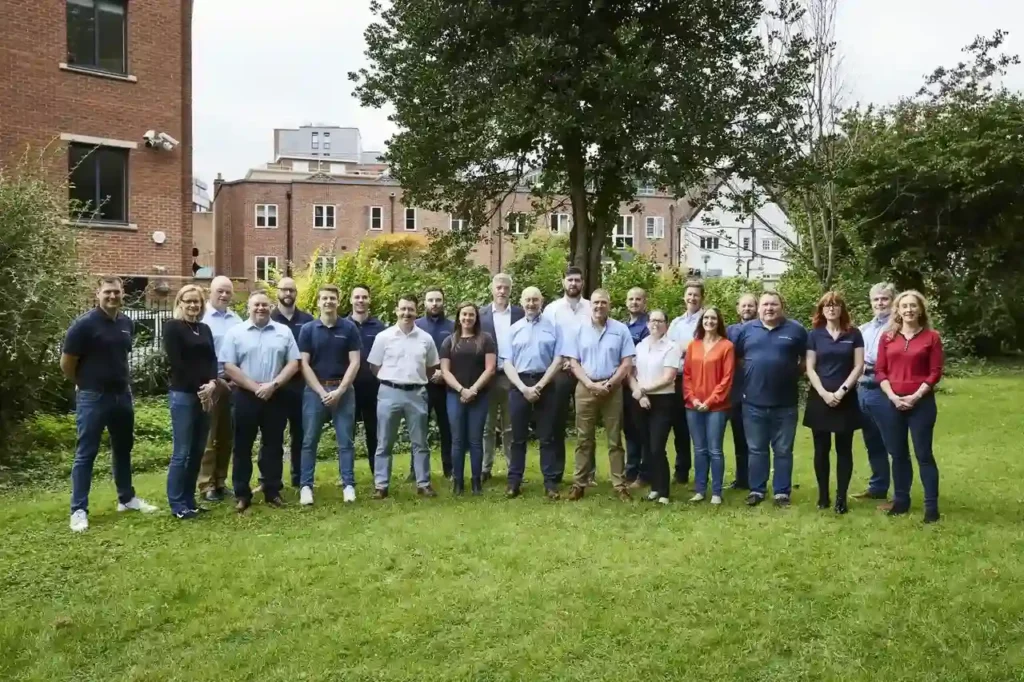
[415, 288, 455, 478]
[348, 285, 387, 475]
[726, 293, 758, 490]
[623, 287, 650, 487]
[268, 277, 314, 488]
[368, 294, 441, 499]
[542, 266, 591, 484]
[666, 280, 705, 485]
[478, 273, 524, 481]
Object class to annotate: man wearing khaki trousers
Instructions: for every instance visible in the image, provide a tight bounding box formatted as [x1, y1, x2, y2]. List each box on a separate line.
[198, 276, 242, 502]
[564, 288, 636, 501]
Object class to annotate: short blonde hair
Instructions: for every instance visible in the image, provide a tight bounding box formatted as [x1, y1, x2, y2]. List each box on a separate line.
[173, 284, 206, 320]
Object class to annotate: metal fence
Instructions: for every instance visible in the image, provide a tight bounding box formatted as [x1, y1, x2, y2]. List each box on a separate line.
[75, 296, 175, 370]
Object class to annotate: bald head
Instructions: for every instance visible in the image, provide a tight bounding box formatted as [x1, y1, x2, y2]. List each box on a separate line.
[521, 286, 544, 317]
[736, 293, 757, 322]
[626, 287, 647, 317]
[208, 276, 234, 312]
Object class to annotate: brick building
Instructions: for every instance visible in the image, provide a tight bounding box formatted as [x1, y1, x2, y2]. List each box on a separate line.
[0, 0, 194, 296]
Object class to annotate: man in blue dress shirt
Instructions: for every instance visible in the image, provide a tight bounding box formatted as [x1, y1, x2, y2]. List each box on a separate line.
[416, 288, 455, 478]
[853, 282, 896, 502]
[623, 287, 650, 486]
[269, 277, 314, 488]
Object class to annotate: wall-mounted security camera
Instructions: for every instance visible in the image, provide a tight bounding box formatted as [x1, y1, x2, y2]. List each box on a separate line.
[143, 130, 179, 151]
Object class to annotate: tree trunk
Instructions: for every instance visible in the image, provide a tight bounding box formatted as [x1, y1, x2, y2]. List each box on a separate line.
[565, 137, 591, 285]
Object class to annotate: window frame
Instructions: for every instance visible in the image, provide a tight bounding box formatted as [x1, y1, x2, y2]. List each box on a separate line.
[315, 255, 337, 273]
[761, 237, 781, 252]
[68, 142, 129, 223]
[699, 236, 720, 250]
[313, 204, 336, 229]
[506, 212, 529, 235]
[254, 255, 279, 283]
[369, 206, 383, 231]
[742, 237, 751, 251]
[404, 207, 417, 231]
[450, 215, 469, 231]
[613, 215, 635, 249]
[255, 203, 279, 229]
[549, 212, 571, 234]
[66, 0, 128, 76]
[645, 216, 665, 239]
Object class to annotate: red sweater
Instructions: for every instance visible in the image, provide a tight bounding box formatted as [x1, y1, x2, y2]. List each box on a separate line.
[683, 339, 735, 411]
[875, 328, 944, 396]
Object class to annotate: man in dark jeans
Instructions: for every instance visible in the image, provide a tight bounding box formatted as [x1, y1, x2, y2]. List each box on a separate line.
[623, 286, 650, 487]
[415, 288, 455, 478]
[268, 277, 313, 488]
[726, 293, 758, 489]
[61, 276, 158, 532]
[348, 285, 387, 475]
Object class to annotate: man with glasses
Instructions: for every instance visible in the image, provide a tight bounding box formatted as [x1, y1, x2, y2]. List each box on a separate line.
[269, 277, 313, 488]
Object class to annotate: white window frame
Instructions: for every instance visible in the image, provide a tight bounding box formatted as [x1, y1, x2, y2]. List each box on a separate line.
[313, 204, 336, 229]
[637, 185, 656, 196]
[762, 238, 781, 252]
[614, 215, 634, 249]
[506, 213, 529, 235]
[645, 216, 665, 239]
[549, 212, 571, 234]
[742, 237, 751, 251]
[254, 255, 279, 282]
[450, 215, 469, 231]
[315, 255, 337, 273]
[699, 236, 720, 250]
[405, 207, 417, 231]
[255, 204, 278, 229]
[369, 206, 383, 231]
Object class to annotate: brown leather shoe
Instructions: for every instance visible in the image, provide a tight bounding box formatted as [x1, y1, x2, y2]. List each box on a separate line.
[617, 488, 632, 502]
[417, 485, 437, 498]
[853, 489, 888, 500]
[628, 479, 647, 490]
[567, 485, 585, 501]
[877, 501, 895, 512]
[371, 488, 389, 500]
[235, 498, 250, 514]
[265, 496, 285, 508]
[545, 489, 560, 501]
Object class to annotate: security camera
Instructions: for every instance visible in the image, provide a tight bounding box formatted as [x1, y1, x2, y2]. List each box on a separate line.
[158, 132, 179, 148]
[143, 130, 158, 146]
[143, 131, 179, 150]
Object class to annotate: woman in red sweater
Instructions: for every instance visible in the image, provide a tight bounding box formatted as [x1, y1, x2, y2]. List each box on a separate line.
[683, 307, 734, 505]
[875, 290, 944, 523]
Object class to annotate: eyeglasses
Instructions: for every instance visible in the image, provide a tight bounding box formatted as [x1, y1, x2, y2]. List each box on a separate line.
[824, 303, 842, 308]
[649, 318, 667, 324]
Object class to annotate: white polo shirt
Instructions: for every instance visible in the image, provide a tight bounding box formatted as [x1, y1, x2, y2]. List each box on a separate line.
[667, 308, 704, 372]
[367, 324, 439, 385]
[542, 296, 591, 337]
[634, 336, 682, 395]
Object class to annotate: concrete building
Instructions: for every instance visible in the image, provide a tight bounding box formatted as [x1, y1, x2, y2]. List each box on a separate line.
[0, 0, 194, 296]
[273, 125, 385, 167]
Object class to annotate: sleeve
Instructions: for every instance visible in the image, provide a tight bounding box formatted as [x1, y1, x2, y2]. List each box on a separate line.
[874, 336, 889, 384]
[620, 329, 636, 359]
[218, 327, 238, 366]
[499, 325, 513, 361]
[367, 333, 385, 366]
[707, 342, 735, 407]
[682, 341, 696, 403]
[806, 329, 818, 353]
[562, 327, 579, 360]
[926, 332, 944, 386]
[162, 320, 184, 373]
[347, 324, 363, 354]
[439, 335, 452, 360]
[285, 332, 301, 362]
[62, 317, 88, 356]
[297, 324, 314, 355]
[852, 328, 865, 349]
[425, 337, 440, 366]
[202, 325, 217, 380]
[663, 343, 682, 369]
[796, 323, 809, 355]
[483, 333, 497, 355]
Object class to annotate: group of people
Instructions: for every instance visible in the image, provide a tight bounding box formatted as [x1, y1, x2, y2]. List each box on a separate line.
[59, 268, 945, 532]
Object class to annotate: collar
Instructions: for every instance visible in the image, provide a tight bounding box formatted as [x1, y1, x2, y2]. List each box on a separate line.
[755, 317, 787, 331]
[683, 308, 703, 321]
[245, 318, 274, 330]
[628, 313, 648, 324]
[315, 317, 340, 328]
[524, 314, 543, 324]
[395, 324, 418, 337]
[492, 303, 511, 314]
[206, 303, 235, 318]
[871, 314, 891, 326]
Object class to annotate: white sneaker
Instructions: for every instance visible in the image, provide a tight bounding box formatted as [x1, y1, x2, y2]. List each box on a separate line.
[711, 495, 723, 505]
[70, 510, 89, 532]
[117, 497, 157, 513]
[657, 497, 670, 505]
[647, 491, 660, 501]
[343, 485, 356, 503]
[689, 493, 706, 503]
[300, 486, 314, 506]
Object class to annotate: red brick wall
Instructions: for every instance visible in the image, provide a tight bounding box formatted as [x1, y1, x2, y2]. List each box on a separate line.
[0, 0, 193, 281]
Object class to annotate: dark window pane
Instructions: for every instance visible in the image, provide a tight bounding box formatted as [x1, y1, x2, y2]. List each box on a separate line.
[96, 148, 127, 221]
[69, 144, 96, 217]
[96, 2, 126, 73]
[66, 0, 97, 67]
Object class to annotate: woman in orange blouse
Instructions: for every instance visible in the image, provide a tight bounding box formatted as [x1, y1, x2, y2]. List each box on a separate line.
[683, 307, 735, 504]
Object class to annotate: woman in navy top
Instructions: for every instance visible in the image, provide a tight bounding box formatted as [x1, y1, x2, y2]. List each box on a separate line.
[803, 292, 865, 514]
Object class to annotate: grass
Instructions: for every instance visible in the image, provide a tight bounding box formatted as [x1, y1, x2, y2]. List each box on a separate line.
[2, 373, 1024, 681]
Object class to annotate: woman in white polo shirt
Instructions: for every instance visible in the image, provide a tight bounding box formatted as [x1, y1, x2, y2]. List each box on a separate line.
[627, 310, 682, 504]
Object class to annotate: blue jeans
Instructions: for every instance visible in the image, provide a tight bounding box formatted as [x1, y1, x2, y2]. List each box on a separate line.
[858, 384, 891, 495]
[447, 389, 489, 483]
[687, 408, 728, 496]
[71, 390, 135, 513]
[875, 393, 939, 512]
[374, 385, 431, 489]
[300, 386, 356, 488]
[166, 391, 211, 514]
[743, 404, 798, 497]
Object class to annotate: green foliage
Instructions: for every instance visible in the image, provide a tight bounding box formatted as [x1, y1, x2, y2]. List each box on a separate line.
[504, 231, 572, 304]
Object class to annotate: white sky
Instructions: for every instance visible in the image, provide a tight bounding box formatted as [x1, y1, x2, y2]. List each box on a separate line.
[192, 0, 1024, 183]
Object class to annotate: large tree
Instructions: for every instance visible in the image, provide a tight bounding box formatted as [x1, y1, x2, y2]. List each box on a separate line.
[350, 0, 812, 293]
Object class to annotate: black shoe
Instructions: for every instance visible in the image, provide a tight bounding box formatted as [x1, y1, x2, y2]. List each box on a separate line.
[923, 508, 940, 524]
[745, 493, 764, 507]
[674, 474, 690, 485]
[174, 508, 199, 520]
[816, 498, 831, 510]
[372, 488, 389, 500]
[452, 479, 465, 496]
[191, 505, 211, 514]
[443, 471, 452, 480]
[481, 472, 492, 483]
[417, 485, 438, 498]
[471, 477, 482, 495]
[265, 496, 285, 508]
[834, 499, 849, 515]
[505, 486, 521, 499]
[204, 489, 224, 503]
[886, 505, 910, 517]
[773, 495, 791, 508]
[852, 489, 889, 500]
[729, 480, 750, 490]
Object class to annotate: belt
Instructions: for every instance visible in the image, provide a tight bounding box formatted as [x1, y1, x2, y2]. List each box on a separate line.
[321, 379, 343, 387]
[859, 380, 879, 390]
[519, 372, 544, 379]
[379, 379, 423, 391]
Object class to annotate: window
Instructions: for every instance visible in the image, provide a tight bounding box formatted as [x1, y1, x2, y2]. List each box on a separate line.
[645, 216, 665, 239]
[314, 204, 335, 229]
[66, 0, 126, 74]
[613, 215, 634, 248]
[699, 236, 720, 250]
[506, 213, 529, 235]
[311, 132, 319, 150]
[404, 207, 417, 230]
[762, 238, 781, 252]
[255, 204, 278, 228]
[315, 255, 337, 273]
[68, 143, 128, 222]
[369, 206, 383, 230]
[637, 185, 656, 196]
[450, 215, 469, 231]
[323, 141, 331, 150]
[255, 256, 279, 282]
[549, 213, 570, 234]
[742, 237, 750, 251]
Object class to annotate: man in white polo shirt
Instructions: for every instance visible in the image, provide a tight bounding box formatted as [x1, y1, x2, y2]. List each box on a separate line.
[666, 278, 705, 485]
[367, 293, 441, 499]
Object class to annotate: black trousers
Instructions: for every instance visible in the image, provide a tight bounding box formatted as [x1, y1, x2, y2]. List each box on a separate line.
[623, 392, 646, 482]
[671, 375, 692, 482]
[551, 370, 577, 482]
[233, 389, 287, 502]
[256, 385, 303, 487]
[354, 379, 379, 474]
[508, 374, 562, 490]
[812, 429, 854, 504]
[630, 393, 674, 498]
[730, 401, 749, 488]
[426, 383, 452, 476]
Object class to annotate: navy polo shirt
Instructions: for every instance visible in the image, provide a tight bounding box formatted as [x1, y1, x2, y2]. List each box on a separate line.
[349, 315, 387, 383]
[625, 313, 650, 346]
[808, 326, 864, 392]
[271, 307, 314, 388]
[62, 308, 134, 392]
[734, 318, 808, 407]
[415, 314, 455, 353]
[298, 318, 362, 382]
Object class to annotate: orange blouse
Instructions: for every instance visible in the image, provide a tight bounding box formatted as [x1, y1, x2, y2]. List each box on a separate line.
[683, 338, 735, 412]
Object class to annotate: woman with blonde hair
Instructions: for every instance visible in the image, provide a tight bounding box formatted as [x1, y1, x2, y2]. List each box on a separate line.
[163, 284, 219, 519]
[874, 290, 944, 523]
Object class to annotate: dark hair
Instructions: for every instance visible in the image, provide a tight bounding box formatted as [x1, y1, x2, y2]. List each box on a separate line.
[450, 301, 486, 352]
[693, 307, 727, 340]
[397, 293, 418, 307]
[317, 284, 340, 298]
[351, 284, 371, 296]
[812, 291, 851, 330]
[423, 286, 445, 300]
[565, 266, 584, 278]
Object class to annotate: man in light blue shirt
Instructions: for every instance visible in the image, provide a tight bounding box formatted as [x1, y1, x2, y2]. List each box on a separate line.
[665, 279, 705, 485]
[198, 276, 243, 502]
[853, 282, 896, 501]
[565, 288, 636, 500]
[219, 290, 300, 511]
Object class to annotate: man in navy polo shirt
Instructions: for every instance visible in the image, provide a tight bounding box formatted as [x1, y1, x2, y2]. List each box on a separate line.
[269, 277, 314, 488]
[416, 287, 455, 479]
[726, 293, 758, 490]
[297, 284, 362, 506]
[732, 291, 808, 507]
[348, 285, 387, 475]
[60, 276, 157, 532]
[623, 287, 649, 486]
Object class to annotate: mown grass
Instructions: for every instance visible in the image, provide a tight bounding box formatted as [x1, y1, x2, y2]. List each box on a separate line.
[2, 373, 1024, 681]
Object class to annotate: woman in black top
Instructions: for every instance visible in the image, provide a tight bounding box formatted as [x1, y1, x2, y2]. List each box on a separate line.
[163, 284, 218, 519]
[440, 301, 497, 495]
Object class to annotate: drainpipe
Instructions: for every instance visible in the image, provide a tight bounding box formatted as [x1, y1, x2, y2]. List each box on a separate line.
[496, 204, 503, 272]
[285, 187, 294, 275]
[389, 192, 396, 233]
[668, 203, 675, 267]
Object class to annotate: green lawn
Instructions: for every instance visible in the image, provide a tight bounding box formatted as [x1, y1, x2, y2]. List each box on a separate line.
[2, 373, 1024, 681]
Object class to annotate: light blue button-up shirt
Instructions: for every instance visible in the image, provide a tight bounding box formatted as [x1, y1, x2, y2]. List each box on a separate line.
[667, 308, 703, 371]
[501, 315, 564, 374]
[564, 318, 636, 380]
[218, 319, 300, 384]
[202, 304, 242, 377]
[858, 314, 890, 382]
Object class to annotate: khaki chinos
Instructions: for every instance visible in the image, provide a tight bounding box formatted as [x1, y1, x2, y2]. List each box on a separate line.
[573, 384, 626, 490]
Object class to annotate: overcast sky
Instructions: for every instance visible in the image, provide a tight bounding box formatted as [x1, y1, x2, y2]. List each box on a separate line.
[192, 0, 1024, 183]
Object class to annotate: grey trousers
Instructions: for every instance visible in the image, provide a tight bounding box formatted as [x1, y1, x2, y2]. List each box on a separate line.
[374, 385, 431, 489]
[482, 373, 512, 473]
